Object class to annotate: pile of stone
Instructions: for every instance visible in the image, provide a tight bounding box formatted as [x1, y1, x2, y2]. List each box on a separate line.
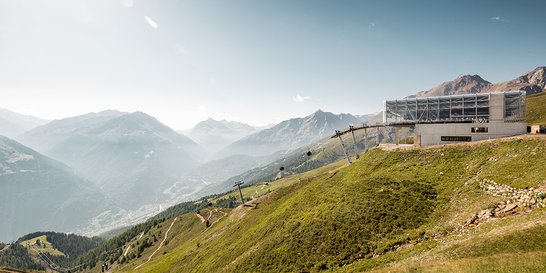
[479, 178, 546, 208]
[460, 179, 545, 229]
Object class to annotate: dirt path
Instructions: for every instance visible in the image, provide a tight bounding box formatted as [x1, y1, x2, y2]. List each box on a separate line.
[206, 209, 218, 221]
[123, 231, 144, 257]
[123, 244, 131, 257]
[206, 209, 227, 230]
[195, 212, 205, 223]
[210, 211, 227, 227]
[134, 217, 178, 270]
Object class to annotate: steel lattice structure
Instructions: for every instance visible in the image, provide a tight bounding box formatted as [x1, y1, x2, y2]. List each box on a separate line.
[383, 91, 525, 124]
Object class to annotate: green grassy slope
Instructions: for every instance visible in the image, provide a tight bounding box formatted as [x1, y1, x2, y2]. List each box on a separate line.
[103, 136, 546, 273]
[526, 92, 546, 124]
[19, 235, 64, 257]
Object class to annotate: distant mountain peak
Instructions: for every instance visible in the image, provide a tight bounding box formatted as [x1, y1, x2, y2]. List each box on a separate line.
[0, 109, 49, 138]
[186, 118, 260, 154]
[97, 109, 123, 115]
[415, 66, 546, 97]
[219, 111, 360, 157]
[487, 66, 546, 95]
[415, 74, 487, 96]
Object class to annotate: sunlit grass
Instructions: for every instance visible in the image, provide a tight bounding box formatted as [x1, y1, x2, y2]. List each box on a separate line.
[19, 235, 64, 257]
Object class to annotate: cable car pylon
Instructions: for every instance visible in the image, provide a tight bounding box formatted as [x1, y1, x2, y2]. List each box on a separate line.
[335, 130, 352, 164]
[349, 125, 359, 159]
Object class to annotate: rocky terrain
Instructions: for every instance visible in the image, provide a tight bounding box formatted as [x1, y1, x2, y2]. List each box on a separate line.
[416, 66, 546, 97]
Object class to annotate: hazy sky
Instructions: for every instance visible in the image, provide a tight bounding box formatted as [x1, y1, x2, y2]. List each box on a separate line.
[1, 0, 545, 129]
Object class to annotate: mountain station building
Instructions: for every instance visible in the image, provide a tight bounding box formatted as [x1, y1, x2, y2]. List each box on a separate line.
[383, 91, 527, 146]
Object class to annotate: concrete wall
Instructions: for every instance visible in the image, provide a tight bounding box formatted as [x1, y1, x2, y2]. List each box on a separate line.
[415, 122, 527, 146]
[489, 92, 505, 122]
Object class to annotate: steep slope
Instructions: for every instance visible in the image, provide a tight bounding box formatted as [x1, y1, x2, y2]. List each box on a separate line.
[0, 136, 105, 242]
[416, 66, 546, 97]
[181, 152, 282, 189]
[0, 108, 49, 138]
[91, 136, 546, 273]
[203, 123, 401, 196]
[185, 118, 260, 154]
[19, 111, 206, 210]
[219, 110, 360, 157]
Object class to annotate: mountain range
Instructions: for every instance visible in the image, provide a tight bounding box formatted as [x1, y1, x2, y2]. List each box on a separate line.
[0, 108, 48, 138]
[18, 110, 206, 210]
[0, 135, 105, 242]
[218, 110, 369, 157]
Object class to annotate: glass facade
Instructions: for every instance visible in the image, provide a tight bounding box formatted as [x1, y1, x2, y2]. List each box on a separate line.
[504, 92, 526, 121]
[384, 91, 525, 124]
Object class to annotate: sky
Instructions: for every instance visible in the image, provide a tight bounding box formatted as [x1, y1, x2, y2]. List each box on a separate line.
[1, 0, 545, 130]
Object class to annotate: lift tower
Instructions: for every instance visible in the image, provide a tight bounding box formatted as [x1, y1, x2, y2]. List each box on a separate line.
[233, 180, 245, 205]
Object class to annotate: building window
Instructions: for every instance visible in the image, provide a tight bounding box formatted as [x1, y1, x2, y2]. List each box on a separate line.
[441, 136, 472, 142]
[471, 127, 488, 133]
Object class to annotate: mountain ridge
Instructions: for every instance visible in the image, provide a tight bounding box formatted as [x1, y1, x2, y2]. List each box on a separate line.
[416, 66, 546, 97]
[0, 108, 49, 138]
[185, 118, 260, 155]
[19, 110, 206, 211]
[0, 135, 106, 242]
[218, 110, 366, 157]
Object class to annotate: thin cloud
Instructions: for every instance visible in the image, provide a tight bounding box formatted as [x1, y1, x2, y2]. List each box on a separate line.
[144, 16, 159, 29]
[293, 94, 311, 102]
[490, 16, 504, 21]
[370, 22, 376, 28]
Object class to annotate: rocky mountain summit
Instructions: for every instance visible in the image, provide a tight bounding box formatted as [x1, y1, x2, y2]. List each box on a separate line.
[416, 66, 546, 97]
[415, 74, 491, 97]
[489, 66, 546, 94]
